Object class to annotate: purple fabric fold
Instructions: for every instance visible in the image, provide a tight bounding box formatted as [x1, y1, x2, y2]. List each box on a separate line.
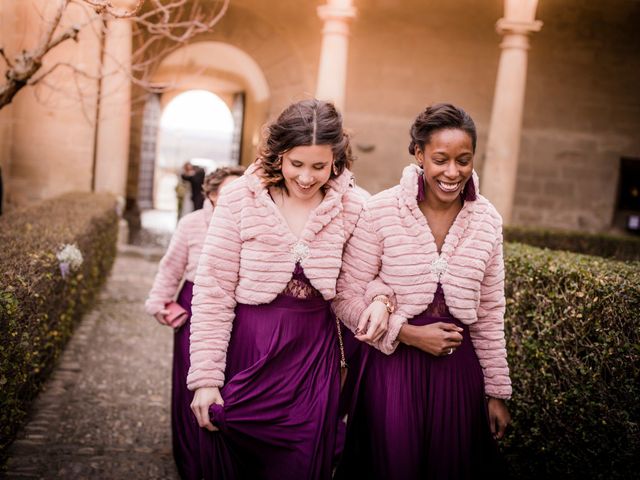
[336, 284, 502, 480]
[173, 281, 202, 480]
[199, 293, 341, 480]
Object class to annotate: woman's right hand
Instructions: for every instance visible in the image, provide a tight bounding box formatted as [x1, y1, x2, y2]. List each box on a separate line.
[191, 387, 224, 431]
[154, 309, 171, 326]
[398, 322, 463, 356]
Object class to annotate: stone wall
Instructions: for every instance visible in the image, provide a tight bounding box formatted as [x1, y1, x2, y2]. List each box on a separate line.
[343, 0, 640, 231]
[0, 1, 101, 208]
[513, 0, 640, 231]
[2, 0, 638, 232]
[343, 0, 501, 195]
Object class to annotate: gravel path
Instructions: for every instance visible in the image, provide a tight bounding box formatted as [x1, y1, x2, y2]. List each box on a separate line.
[3, 250, 181, 479]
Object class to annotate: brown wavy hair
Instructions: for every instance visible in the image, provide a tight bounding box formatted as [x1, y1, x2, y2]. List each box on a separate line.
[257, 99, 354, 190]
[202, 165, 246, 196]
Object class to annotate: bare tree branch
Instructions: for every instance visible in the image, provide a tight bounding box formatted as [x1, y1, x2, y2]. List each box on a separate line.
[0, 0, 78, 108]
[0, 0, 230, 110]
[0, 48, 14, 68]
[80, 0, 146, 18]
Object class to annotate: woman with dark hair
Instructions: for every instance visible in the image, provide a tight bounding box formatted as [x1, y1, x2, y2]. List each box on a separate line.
[145, 165, 244, 480]
[334, 103, 512, 479]
[188, 99, 387, 480]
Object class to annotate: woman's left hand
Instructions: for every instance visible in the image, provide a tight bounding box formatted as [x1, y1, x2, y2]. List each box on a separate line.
[355, 301, 389, 343]
[487, 397, 511, 440]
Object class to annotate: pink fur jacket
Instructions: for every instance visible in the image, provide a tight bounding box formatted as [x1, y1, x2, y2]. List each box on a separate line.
[144, 200, 214, 316]
[187, 164, 365, 391]
[332, 164, 512, 399]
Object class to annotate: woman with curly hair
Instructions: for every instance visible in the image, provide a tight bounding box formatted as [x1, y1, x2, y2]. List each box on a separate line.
[334, 103, 512, 479]
[188, 99, 387, 480]
[145, 166, 245, 480]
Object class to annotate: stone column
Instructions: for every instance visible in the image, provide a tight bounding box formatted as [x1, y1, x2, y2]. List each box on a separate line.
[93, 17, 132, 198]
[315, 0, 356, 112]
[482, 0, 542, 223]
[94, 3, 135, 198]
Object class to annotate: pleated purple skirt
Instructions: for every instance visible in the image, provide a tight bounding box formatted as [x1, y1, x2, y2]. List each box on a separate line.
[173, 281, 202, 480]
[336, 311, 501, 480]
[199, 294, 341, 480]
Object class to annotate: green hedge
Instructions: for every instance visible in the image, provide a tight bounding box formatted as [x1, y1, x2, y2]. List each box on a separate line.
[504, 225, 640, 261]
[503, 242, 640, 479]
[0, 192, 118, 457]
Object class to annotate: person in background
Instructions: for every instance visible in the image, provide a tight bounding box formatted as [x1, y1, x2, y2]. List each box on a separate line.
[181, 161, 206, 211]
[334, 103, 512, 480]
[145, 166, 245, 480]
[175, 177, 187, 222]
[187, 99, 387, 480]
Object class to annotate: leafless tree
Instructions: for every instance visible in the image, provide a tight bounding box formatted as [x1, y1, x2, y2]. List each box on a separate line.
[0, 0, 229, 110]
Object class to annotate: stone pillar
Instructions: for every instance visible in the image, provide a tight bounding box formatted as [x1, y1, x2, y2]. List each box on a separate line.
[94, 3, 135, 198]
[482, 0, 542, 223]
[315, 0, 356, 112]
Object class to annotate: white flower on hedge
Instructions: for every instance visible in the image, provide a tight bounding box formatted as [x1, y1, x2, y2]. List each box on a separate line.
[56, 243, 83, 278]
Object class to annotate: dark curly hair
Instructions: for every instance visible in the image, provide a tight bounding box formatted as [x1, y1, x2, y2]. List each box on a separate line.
[202, 165, 246, 196]
[408, 103, 477, 155]
[257, 99, 354, 190]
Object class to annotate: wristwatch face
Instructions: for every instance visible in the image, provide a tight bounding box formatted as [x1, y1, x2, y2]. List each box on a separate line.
[373, 296, 394, 314]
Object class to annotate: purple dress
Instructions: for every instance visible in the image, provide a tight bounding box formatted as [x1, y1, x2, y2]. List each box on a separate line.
[336, 284, 502, 480]
[198, 264, 341, 480]
[173, 280, 202, 480]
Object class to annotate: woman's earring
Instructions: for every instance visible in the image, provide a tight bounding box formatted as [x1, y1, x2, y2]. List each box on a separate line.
[417, 170, 426, 202]
[333, 163, 339, 176]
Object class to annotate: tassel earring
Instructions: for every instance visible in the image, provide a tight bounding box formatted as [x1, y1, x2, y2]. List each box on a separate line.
[461, 179, 477, 202]
[417, 170, 426, 202]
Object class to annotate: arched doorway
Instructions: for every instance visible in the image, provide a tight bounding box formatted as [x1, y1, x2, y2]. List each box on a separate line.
[152, 41, 270, 169]
[155, 89, 236, 212]
[133, 41, 271, 233]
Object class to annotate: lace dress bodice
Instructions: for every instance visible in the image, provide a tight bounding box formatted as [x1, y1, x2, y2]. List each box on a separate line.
[423, 283, 453, 318]
[281, 263, 321, 299]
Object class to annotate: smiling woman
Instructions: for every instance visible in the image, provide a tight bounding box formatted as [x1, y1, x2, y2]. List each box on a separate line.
[186, 98, 381, 480]
[334, 103, 512, 480]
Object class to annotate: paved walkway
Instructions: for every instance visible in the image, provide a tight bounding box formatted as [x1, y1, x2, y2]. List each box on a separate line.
[3, 249, 181, 479]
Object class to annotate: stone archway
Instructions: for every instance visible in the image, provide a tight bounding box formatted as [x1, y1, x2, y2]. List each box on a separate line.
[135, 41, 270, 212]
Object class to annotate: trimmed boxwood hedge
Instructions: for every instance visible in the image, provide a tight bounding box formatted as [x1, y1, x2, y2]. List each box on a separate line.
[504, 225, 640, 261]
[503, 243, 640, 479]
[0, 192, 118, 457]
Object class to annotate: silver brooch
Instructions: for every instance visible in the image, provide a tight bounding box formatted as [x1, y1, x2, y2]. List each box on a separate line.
[430, 256, 448, 280]
[290, 241, 310, 263]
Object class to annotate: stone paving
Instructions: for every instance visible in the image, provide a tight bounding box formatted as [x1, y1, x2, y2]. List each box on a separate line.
[3, 249, 181, 479]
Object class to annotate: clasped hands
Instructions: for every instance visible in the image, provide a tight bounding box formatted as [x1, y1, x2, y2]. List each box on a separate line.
[355, 296, 466, 357]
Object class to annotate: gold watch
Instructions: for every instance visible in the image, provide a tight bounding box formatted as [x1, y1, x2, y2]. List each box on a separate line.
[372, 295, 394, 314]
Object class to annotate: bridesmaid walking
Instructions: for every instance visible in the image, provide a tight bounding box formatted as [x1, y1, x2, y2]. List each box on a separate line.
[334, 103, 512, 480]
[145, 166, 244, 480]
[187, 99, 387, 480]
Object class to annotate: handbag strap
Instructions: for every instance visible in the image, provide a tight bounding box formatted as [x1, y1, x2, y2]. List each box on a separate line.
[335, 315, 347, 369]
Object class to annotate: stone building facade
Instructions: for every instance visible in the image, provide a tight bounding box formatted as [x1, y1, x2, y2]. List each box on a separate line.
[1, 0, 639, 232]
